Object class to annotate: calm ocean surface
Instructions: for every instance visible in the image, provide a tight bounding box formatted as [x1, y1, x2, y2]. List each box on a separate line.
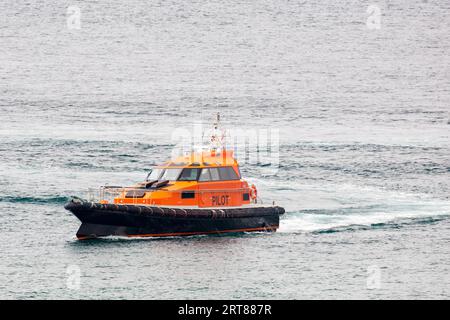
[0, 0, 449, 299]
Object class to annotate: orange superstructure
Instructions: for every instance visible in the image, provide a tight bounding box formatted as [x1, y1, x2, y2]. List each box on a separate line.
[112, 149, 255, 208]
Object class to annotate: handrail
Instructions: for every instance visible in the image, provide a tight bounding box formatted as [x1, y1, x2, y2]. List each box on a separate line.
[87, 185, 254, 203]
[102, 186, 250, 193]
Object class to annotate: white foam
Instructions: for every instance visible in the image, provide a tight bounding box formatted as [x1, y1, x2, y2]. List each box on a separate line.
[250, 179, 450, 233]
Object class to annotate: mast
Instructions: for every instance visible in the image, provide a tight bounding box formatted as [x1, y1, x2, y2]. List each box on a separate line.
[209, 112, 225, 151]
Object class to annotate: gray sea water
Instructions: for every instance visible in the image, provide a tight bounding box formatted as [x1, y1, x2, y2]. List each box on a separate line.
[1, 0, 449, 299]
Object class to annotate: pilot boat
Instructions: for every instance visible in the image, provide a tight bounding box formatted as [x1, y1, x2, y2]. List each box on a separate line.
[65, 114, 285, 239]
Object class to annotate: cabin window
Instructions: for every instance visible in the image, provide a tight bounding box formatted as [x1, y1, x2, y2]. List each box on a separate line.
[148, 168, 164, 180]
[199, 168, 212, 181]
[178, 168, 200, 181]
[218, 167, 239, 180]
[198, 168, 220, 181]
[181, 191, 195, 199]
[198, 167, 240, 182]
[125, 190, 147, 198]
[209, 168, 220, 181]
[243, 193, 250, 201]
[160, 168, 182, 181]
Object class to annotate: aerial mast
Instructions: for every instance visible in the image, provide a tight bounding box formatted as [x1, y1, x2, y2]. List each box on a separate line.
[209, 112, 225, 152]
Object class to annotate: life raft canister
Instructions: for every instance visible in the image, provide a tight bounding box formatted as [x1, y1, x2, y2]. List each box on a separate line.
[250, 184, 258, 203]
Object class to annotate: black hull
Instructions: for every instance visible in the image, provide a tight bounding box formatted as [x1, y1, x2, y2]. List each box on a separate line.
[64, 198, 285, 239]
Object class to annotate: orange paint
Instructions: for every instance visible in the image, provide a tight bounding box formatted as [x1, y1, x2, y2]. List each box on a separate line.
[111, 149, 253, 208]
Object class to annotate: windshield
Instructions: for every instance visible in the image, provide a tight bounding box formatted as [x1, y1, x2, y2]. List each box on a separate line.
[178, 168, 200, 181]
[160, 168, 182, 181]
[148, 168, 164, 180]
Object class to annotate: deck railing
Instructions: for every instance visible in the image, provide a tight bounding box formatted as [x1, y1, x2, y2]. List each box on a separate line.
[85, 185, 263, 205]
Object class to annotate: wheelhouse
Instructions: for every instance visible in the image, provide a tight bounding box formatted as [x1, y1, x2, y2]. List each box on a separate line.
[113, 150, 254, 208]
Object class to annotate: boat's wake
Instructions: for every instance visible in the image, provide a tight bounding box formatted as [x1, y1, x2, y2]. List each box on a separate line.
[279, 206, 450, 234]
[251, 178, 450, 234]
[0, 195, 69, 205]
